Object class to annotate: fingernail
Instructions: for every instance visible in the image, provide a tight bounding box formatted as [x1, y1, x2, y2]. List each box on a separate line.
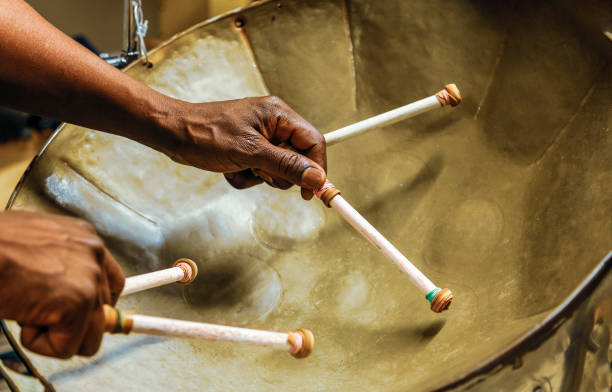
[301, 167, 325, 190]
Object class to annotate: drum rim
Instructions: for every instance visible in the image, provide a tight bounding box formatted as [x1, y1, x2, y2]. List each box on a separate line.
[2, 1, 611, 389]
[432, 251, 612, 391]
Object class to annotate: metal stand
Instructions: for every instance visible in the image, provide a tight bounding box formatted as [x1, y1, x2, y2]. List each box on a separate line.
[101, 0, 150, 68]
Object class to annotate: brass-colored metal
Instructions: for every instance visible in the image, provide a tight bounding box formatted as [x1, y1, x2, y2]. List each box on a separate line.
[2, 0, 611, 391]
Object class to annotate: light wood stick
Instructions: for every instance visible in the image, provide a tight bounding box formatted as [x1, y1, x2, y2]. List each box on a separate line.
[121, 258, 198, 296]
[103, 305, 314, 358]
[324, 84, 461, 146]
[315, 182, 453, 313]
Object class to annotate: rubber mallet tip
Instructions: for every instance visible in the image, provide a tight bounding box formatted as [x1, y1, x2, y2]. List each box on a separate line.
[288, 328, 315, 359]
[444, 84, 461, 106]
[436, 84, 462, 107]
[173, 258, 198, 284]
[430, 288, 453, 313]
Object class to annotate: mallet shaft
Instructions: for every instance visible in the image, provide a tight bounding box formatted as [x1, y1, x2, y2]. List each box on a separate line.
[315, 182, 453, 312]
[131, 314, 290, 349]
[324, 84, 461, 146]
[121, 258, 198, 296]
[103, 306, 313, 358]
[122, 268, 185, 296]
[329, 195, 436, 293]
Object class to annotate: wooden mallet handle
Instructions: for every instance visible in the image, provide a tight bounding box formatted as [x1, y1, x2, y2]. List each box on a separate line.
[314, 181, 453, 313]
[121, 258, 198, 297]
[103, 305, 314, 358]
[324, 84, 461, 146]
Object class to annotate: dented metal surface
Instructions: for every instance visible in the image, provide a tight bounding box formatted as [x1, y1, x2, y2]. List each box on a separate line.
[2, 0, 611, 390]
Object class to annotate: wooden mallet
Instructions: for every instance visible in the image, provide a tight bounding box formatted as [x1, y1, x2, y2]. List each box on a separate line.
[320, 85, 458, 311]
[121, 258, 198, 296]
[255, 84, 460, 311]
[324, 84, 461, 146]
[315, 182, 453, 312]
[103, 305, 314, 358]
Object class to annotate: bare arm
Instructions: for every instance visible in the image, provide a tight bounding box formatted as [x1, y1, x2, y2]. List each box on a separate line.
[0, 0, 327, 196]
[0, 0, 177, 151]
[0, 0, 327, 359]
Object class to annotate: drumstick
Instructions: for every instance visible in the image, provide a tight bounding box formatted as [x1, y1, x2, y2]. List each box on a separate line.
[103, 305, 314, 359]
[121, 258, 198, 296]
[324, 84, 461, 146]
[315, 182, 453, 313]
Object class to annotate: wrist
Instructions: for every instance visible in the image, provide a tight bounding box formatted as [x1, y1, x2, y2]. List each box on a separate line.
[144, 95, 187, 160]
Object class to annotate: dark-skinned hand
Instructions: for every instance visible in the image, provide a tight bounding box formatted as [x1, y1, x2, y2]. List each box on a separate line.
[0, 210, 125, 359]
[163, 96, 327, 200]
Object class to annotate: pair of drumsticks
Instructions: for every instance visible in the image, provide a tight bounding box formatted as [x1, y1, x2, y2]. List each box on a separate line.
[104, 84, 462, 359]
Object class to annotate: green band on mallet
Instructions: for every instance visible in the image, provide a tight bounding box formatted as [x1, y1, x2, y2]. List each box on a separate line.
[425, 288, 441, 303]
[113, 308, 125, 333]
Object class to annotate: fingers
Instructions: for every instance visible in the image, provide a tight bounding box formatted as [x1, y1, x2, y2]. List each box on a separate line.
[76, 244, 122, 355]
[20, 301, 91, 359]
[246, 96, 328, 199]
[21, 324, 84, 359]
[224, 170, 263, 189]
[102, 248, 124, 305]
[21, 273, 114, 358]
[77, 303, 105, 356]
[254, 144, 326, 196]
[256, 96, 327, 173]
[276, 112, 327, 173]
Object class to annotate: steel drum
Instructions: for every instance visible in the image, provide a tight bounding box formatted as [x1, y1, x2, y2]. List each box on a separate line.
[2, 0, 611, 390]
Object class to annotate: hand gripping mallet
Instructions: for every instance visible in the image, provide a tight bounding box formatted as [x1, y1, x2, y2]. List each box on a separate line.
[315, 182, 453, 312]
[103, 305, 314, 358]
[324, 84, 461, 146]
[255, 84, 460, 311]
[121, 258, 198, 296]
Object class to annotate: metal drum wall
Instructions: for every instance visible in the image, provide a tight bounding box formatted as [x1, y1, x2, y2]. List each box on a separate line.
[2, 0, 611, 390]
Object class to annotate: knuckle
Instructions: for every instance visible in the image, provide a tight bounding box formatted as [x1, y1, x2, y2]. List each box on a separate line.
[72, 217, 97, 233]
[71, 281, 98, 312]
[316, 131, 326, 147]
[241, 132, 263, 153]
[263, 95, 284, 108]
[308, 131, 326, 151]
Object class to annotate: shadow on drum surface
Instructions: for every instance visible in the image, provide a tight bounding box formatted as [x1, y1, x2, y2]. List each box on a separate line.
[2, 0, 611, 390]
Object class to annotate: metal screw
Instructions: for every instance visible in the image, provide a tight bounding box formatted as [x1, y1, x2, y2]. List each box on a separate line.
[234, 18, 245, 28]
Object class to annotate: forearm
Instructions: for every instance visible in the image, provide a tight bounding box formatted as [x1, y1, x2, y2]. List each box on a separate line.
[0, 1, 327, 195]
[0, 0, 182, 154]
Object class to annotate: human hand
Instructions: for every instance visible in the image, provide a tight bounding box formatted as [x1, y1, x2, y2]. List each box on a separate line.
[163, 96, 327, 200]
[0, 211, 124, 358]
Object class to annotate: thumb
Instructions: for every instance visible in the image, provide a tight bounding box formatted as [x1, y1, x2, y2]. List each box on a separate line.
[256, 144, 326, 191]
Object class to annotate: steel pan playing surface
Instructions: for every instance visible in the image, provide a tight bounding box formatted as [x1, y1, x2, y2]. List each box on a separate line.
[2, 0, 611, 390]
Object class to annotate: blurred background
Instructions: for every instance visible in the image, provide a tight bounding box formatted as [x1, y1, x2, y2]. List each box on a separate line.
[26, 0, 251, 52]
[0, 0, 250, 207]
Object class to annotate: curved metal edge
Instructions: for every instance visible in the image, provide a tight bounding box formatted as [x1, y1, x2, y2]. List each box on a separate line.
[4, 0, 275, 212]
[3, 1, 609, 390]
[0, 321, 55, 392]
[0, 360, 19, 392]
[433, 251, 612, 391]
[4, 123, 66, 211]
[123, 0, 275, 70]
